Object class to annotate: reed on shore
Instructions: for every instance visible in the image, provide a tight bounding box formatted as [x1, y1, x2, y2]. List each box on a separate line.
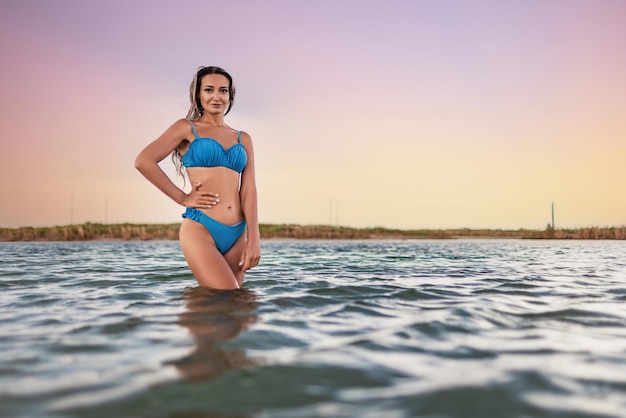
[1, 223, 625, 241]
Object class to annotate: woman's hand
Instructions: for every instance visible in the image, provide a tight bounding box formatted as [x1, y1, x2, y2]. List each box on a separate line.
[239, 239, 261, 271]
[181, 182, 220, 209]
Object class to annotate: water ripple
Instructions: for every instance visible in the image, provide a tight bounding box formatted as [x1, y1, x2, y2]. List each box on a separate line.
[1, 239, 626, 417]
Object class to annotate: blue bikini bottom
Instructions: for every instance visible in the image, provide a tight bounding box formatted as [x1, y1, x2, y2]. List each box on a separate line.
[182, 208, 246, 254]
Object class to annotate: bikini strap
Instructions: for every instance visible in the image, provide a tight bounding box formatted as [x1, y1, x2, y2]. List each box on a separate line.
[188, 120, 199, 139]
[237, 131, 242, 144]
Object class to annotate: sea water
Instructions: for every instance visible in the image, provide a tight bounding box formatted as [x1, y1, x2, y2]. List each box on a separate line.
[1, 239, 625, 418]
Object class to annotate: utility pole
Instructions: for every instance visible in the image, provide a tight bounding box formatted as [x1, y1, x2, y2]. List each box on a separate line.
[70, 194, 74, 225]
[551, 202, 555, 229]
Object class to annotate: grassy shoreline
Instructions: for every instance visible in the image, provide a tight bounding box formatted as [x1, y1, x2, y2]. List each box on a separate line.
[1, 222, 625, 241]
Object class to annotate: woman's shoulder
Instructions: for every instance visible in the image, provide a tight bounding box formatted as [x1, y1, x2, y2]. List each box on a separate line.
[173, 118, 194, 128]
[226, 125, 252, 143]
[156, 119, 195, 143]
[171, 118, 196, 135]
[161, 118, 193, 132]
[236, 130, 252, 142]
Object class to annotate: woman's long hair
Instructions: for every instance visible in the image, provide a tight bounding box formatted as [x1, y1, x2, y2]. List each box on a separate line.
[172, 66, 236, 181]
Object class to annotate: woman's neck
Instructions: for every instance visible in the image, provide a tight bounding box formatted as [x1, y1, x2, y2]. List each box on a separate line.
[198, 113, 225, 127]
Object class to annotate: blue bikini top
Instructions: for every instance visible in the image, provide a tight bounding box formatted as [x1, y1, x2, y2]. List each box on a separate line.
[181, 120, 247, 173]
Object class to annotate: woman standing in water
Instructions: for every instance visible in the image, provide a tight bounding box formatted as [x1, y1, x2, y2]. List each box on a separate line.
[135, 66, 260, 290]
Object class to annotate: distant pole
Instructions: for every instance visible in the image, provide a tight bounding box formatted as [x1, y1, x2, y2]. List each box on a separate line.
[336, 201, 339, 226]
[105, 199, 109, 224]
[70, 194, 74, 225]
[551, 202, 555, 229]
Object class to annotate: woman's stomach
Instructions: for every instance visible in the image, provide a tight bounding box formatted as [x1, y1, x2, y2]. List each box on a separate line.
[186, 167, 243, 225]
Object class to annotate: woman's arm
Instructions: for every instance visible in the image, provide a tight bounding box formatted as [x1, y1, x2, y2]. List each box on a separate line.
[135, 119, 216, 209]
[239, 131, 261, 270]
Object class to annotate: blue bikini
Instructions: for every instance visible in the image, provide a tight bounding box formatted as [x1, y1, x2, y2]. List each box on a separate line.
[181, 122, 247, 172]
[181, 120, 248, 254]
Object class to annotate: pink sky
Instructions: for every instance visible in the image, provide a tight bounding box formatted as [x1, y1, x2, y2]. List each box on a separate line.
[1, 0, 625, 229]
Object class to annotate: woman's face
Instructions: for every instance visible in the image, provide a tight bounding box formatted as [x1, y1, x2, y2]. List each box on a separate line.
[198, 74, 231, 116]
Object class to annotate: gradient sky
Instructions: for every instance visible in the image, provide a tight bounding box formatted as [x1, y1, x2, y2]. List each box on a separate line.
[1, 0, 625, 229]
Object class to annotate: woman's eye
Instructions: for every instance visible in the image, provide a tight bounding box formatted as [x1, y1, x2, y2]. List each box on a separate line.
[220, 89, 228, 94]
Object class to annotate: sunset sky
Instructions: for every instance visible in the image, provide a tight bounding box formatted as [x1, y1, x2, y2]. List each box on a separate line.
[1, 0, 625, 229]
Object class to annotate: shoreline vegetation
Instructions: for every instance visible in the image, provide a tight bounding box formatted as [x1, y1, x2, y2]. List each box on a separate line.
[1, 223, 625, 241]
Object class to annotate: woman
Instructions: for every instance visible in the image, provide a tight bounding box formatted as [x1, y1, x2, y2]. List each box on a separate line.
[135, 66, 260, 290]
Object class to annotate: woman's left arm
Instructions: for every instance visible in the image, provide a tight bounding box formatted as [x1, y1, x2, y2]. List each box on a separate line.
[239, 131, 261, 271]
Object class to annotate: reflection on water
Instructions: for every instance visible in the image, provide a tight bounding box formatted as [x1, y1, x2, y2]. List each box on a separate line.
[170, 287, 258, 381]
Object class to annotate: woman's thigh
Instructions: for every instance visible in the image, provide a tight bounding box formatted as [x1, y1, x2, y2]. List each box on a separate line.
[224, 233, 248, 287]
[179, 219, 240, 290]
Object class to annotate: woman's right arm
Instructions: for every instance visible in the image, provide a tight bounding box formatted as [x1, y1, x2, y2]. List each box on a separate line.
[134, 119, 216, 208]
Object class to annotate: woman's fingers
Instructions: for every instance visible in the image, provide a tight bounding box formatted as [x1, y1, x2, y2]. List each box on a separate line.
[239, 251, 261, 271]
[183, 188, 220, 209]
[249, 255, 260, 269]
[188, 190, 219, 208]
[203, 192, 220, 204]
[238, 250, 248, 270]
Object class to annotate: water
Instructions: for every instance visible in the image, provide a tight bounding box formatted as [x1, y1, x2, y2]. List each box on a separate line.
[1, 239, 625, 418]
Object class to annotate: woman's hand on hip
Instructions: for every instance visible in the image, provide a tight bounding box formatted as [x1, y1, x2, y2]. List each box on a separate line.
[182, 181, 219, 209]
